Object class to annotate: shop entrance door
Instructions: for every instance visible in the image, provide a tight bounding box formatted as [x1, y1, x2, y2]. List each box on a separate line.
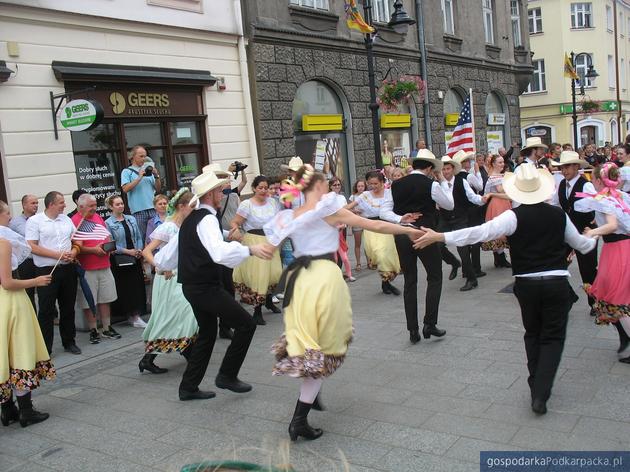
[580, 125, 597, 146]
[174, 149, 201, 188]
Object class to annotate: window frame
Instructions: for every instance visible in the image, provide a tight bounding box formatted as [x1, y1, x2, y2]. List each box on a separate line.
[606, 5, 613, 32]
[608, 55, 616, 89]
[570, 2, 592, 29]
[372, 0, 392, 23]
[482, 0, 495, 44]
[289, 0, 329, 11]
[574, 53, 595, 88]
[528, 7, 543, 34]
[526, 59, 546, 93]
[441, 0, 455, 35]
[511, 0, 522, 47]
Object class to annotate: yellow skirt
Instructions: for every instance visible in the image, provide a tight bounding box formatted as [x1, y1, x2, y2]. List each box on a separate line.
[363, 230, 400, 281]
[0, 287, 56, 402]
[271, 259, 353, 378]
[233, 232, 282, 305]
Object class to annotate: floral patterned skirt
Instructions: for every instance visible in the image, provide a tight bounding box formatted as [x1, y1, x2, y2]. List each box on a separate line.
[0, 288, 56, 402]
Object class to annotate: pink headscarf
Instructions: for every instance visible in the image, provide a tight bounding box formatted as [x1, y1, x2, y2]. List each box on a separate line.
[577, 162, 630, 214]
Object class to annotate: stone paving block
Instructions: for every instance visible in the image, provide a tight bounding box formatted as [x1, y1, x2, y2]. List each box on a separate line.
[0, 429, 56, 458]
[336, 382, 415, 405]
[404, 393, 492, 417]
[480, 403, 580, 433]
[29, 444, 157, 472]
[6, 462, 56, 472]
[393, 376, 469, 397]
[360, 421, 458, 455]
[445, 437, 526, 464]
[510, 426, 629, 451]
[376, 448, 471, 472]
[572, 416, 630, 439]
[0, 454, 24, 472]
[293, 432, 392, 468]
[157, 425, 250, 454]
[439, 366, 520, 389]
[421, 412, 519, 443]
[343, 400, 434, 429]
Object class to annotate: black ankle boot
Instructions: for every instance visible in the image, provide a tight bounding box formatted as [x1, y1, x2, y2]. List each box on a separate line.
[253, 305, 266, 325]
[288, 400, 323, 441]
[1, 394, 19, 426]
[312, 394, 325, 411]
[496, 252, 512, 268]
[615, 322, 630, 354]
[16, 392, 49, 428]
[493, 252, 500, 268]
[139, 353, 168, 374]
[265, 294, 281, 314]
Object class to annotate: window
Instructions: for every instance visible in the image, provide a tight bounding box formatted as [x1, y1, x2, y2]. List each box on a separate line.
[526, 59, 546, 93]
[606, 5, 613, 31]
[442, 0, 455, 35]
[373, 0, 392, 23]
[482, 0, 494, 44]
[571, 3, 592, 28]
[528, 7, 542, 34]
[609, 55, 615, 88]
[289, 0, 329, 10]
[575, 53, 594, 87]
[622, 59, 626, 90]
[511, 0, 522, 47]
[627, 17, 630, 39]
[620, 13, 624, 36]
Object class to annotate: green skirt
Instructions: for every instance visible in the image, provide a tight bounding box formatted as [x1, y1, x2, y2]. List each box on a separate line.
[143, 273, 198, 353]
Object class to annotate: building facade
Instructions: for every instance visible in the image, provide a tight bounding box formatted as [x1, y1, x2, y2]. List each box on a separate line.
[0, 0, 259, 213]
[520, 0, 630, 148]
[243, 0, 533, 187]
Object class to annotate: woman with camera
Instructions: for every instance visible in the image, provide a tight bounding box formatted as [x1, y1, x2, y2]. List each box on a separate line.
[105, 195, 148, 329]
[231, 175, 282, 325]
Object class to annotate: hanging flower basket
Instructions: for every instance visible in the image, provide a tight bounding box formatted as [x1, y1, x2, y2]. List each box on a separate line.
[377, 75, 426, 112]
[580, 99, 600, 114]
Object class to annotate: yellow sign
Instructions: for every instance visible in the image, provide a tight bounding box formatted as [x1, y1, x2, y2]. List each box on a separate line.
[109, 91, 171, 115]
[380, 114, 411, 129]
[302, 114, 343, 131]
[445, 113, 459, 126]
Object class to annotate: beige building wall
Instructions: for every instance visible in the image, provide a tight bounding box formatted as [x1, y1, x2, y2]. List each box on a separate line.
[0, 3, 259, 213]
[521, 0, 630, 147]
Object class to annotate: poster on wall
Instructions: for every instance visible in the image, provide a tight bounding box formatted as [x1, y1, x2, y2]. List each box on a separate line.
[295, 136, 344, 184]
[314, 140, 327, 171]
[486, 130, 504, 154]
[380, 130, 410, 167]
[74, 153, 120, 218]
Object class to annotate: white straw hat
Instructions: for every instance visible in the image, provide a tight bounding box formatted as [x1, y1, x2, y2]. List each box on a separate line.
[189, 172, 229, 207]
[280, 156, 304, 172]
[550, 150, 590, 168]
[440, 155, 462, 174]
[503, 163, 556, 205]
[520, 137, 548, 154]
[452, 150, 475, 165]
[412, 149, 443, 172]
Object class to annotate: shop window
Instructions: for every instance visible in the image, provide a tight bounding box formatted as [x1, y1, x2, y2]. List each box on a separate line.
[485, 91, 508, 154]
[525, 125, 553, 147]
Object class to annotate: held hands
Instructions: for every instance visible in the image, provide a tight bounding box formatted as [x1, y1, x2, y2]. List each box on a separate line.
[407, 227, 426, 241]
[249, 243, 274, 260]
[412, 227, 445, 250]
[227, 227, 243, 242]
[163, 270, 174, 280]
[482, 194, 492, 203]
[400, 212, 421, 224]
[34, 275, 52, 287]
[61, 251, 75, 263]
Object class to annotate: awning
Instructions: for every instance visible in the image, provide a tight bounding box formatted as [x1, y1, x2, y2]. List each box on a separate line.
[52, 61, 217, 86]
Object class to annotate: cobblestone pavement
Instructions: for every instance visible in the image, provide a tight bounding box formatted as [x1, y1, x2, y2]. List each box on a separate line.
[2, 248, 630, 472]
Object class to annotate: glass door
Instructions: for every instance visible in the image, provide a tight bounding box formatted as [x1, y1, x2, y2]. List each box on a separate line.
[174, 149, 201, 188]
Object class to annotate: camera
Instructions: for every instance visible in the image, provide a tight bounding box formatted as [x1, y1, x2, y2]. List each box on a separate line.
[233, 161, 248, 173]
[144, 165, 153, 176]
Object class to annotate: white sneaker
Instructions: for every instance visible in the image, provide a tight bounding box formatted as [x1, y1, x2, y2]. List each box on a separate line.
[132, 317, 148, 328]
[346, 276, 357, 282]
[272, 296, 280, 304]
[276, 293, 284, 300]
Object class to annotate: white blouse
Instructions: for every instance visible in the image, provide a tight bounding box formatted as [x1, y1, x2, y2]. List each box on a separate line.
[264, 192, 344, 257]
[237, 198, 281, 232]
[149, 221, 179, 248]
[355, 189, 392, 218]
[575, 193, 630, 235]
[0, 226, 31, 271]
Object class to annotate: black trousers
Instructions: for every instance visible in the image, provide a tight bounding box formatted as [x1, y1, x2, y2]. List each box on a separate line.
[36, 264, 78, 353]
[17, 258, 37, 310]
[394, 234, 442, 331]
[468, 207, 485, 273]
[568, 245, 598, 307]
[180, 283, 256, 392]
[513, 277, 570, 402]
[439, 215, 476, 281]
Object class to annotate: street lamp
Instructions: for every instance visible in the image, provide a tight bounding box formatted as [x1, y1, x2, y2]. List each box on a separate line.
[363, 0, 415, 168]
[569, 51, 599, 149]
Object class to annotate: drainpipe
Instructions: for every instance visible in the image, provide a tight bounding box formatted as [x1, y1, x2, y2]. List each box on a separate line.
[415, 0, 432, 148]
[613, 0, 622, 143]
[234, 0, 260, 175]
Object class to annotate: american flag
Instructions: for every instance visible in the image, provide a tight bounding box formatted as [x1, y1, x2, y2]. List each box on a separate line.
[73, 218, 111, 242]
[446, 95, 475, 157]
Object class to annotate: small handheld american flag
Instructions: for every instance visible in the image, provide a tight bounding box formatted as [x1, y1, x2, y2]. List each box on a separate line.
[446, 94, 475, 157]
[73, 219, 110, 242]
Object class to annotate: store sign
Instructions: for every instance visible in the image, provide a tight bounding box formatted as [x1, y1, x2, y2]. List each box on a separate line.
[560, 101, 619, 114]
[60, 99, 104, 131]
[528, 128, 548, 137]
[445, 113, 459, 126]
[110, 91, 172, 116]
[487, 113, 505, 125]
[75, 160, 119, 217]
[486, 130, 504, 154]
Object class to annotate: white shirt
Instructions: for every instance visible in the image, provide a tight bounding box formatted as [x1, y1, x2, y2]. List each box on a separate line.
[443, 176, 484, 207]
[236, 198, 280, 232]
[550, 175, 596, 208]
[444, 209, 596, 277]
[620, 165, 630, 192]
[196, 204, 250, 269]
[25, 211, 75, 267]
[9, 214, 33, 259]
[355, 189, 393, 219]
[467, 169, 483, 192]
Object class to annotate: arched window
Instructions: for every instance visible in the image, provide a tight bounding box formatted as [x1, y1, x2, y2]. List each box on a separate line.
[444, 88, 464, 115]
[485, 91, 510, 153]
[292, 81, 343, 131]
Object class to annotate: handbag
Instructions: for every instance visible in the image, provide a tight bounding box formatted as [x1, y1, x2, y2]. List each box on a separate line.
[112, 253, 137, 267]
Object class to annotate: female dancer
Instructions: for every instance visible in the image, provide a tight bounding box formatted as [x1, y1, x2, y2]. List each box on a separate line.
[482, 155, 512, 268]
[347, 171, 401, 295]
[575, 163, 630, 361]
[349, 179, 366, 271]
[0, 201, 54, 427]
[232, 175, 282, 325]
[139, 189, 198, 374]
[264, 165, 422, 441]
[145, 194, 168, 246]
[330, 177, 355, 282]
[105, 196, 147, 328]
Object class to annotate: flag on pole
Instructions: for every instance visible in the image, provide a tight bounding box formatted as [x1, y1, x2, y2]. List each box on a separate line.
[345, 0, 375, 34]
[564, 53, 579, 80]
[73, 218, 111, 241]
[446, 94, 474, 157]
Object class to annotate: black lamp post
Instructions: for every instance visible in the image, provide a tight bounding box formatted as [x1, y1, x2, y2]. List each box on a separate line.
[364, 0, 415, 169]
[570, 51, 599, 149]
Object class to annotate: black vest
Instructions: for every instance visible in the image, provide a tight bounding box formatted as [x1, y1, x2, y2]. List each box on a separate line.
[441, 174, 473, 220]
[391, 173, 438, 228]
[506, 203, 568, 276]
[177, 208, 223, 285]
[558, 176, 595, 232]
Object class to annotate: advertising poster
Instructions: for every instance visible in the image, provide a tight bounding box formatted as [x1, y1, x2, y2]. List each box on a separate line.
[380, 130, 410, 167]
[294, 136, 344, 184]
[74, 153, 119, 217]
[486, 130, 504, 154]
[314, 140, 327, 171]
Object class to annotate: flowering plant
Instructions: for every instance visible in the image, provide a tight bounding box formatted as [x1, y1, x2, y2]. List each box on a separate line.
[580, 99, 600, 114]
[377, 75, 426, 112]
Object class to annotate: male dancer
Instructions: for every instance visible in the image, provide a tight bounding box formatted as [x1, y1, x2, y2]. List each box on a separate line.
[177, 171, 273, 400]
[414, 164, 596, 415]
[550, 151, 598, 315]
[518, 137, 548, 169]
[380, 149, 453, 344]
[438, 156, 488, 291]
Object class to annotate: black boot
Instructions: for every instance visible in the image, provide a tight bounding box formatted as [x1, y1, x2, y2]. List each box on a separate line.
[1, 394, 19, 426]
[493, 252, 500, 268]
[139, 353, 168, 374]
[265, 294, 281, 314]
[288, 400, 323, 441]
[253, 305, 266, 325]
[312, 394, 325, 411]
[615, 322, 630, 354]
[383, 281, 401, 296]
[381, 281, 392, 294]
[16, 392, 49, 428]
[495, 252, 512, 268]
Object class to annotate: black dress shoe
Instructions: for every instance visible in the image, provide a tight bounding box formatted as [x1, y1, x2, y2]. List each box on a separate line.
[179, 389, 216, 401]
[422, 325, 446, 339]
[460, 279, 478, 292]
[386, 282, 401, 296]
[381, 282, 392, 294]
[531, 398, 547, 415]
[265, 294, 282, 313]
[589, 307, 597, 317]
[215, 374, 252, 393]
[218, 326, 234, 339]
[475, 270, 487, 278]
[64, 344, 82, 355]
[448, 262, 461, 281]
[409, 329, 421, 344]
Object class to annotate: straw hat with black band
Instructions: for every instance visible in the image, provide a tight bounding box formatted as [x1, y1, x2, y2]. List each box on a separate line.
[440, 155, 462, 174]
[413, 149, 443, 172]
[520, 137, 548, 155]
[549, 150, 591, 169]
[452, 150, 475, 165]
[502, 163, 556, 205]
[189, 171, 229, 207]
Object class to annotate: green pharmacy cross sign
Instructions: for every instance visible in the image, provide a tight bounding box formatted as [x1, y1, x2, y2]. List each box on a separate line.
[60, 99, 104, 131]
[560, 101, 619, 114]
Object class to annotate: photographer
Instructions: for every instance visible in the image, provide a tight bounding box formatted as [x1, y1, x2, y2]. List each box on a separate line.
[121, 145, 162, 242]
[227, 161, 248, 195]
